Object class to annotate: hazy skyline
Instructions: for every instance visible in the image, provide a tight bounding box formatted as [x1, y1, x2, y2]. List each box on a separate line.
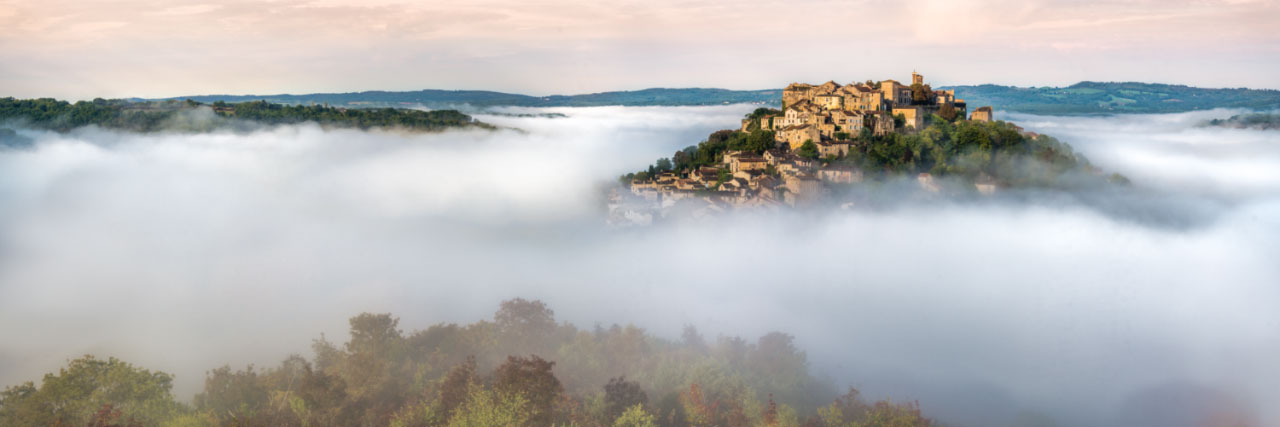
[2, 0, 1279, 100]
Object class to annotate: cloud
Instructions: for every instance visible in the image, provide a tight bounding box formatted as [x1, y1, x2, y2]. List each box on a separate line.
[0, 106, 1278, 427]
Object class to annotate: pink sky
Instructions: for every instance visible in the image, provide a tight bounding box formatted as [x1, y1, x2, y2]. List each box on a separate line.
[1, 0, 1278, 99]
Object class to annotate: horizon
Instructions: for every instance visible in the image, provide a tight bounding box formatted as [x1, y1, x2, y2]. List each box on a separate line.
[15, 78, 1280, 104]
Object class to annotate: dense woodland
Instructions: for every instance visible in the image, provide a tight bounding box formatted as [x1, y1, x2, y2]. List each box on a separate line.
[0, 97, 492, 133]
[624, 108, 1123, 191]
[0, 299, 933, 427]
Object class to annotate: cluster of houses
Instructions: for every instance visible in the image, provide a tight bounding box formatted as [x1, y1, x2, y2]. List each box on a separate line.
[749, 71, 992, 151]
[622, 145, 862, 211]
[608, 72, 1001, 224]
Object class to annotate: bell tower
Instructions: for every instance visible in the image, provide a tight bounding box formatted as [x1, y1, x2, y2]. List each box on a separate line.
[911, 70, 923, 86]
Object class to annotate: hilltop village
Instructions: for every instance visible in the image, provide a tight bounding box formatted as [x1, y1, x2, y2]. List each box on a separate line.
[609, 72, 1060, 225]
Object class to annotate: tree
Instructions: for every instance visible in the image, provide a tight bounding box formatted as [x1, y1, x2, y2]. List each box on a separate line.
[613, 404, 657, 427]
[439, 357, 480, 419]
[493, 355, 563, 426]
[910, 83, 934, 104]
[797, 141, 819, 160]
[937, 103, 958, 121]
[655, 158, 673, 172]
[763, 394, 779, 427]
[0, 356, 185, 427]
[193, 365, 268, 423]
[673, 149, 693, 172]
[604, 377, 648, 423]
[495, 298, 557, 354]
[446, 382, 532, 427]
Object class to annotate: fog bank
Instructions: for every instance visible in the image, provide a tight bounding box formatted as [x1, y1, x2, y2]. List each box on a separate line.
[1, 106, 1277, 426]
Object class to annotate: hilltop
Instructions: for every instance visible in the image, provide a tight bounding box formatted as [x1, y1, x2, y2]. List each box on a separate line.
[161, 82, 1280, 114]
[611, 73, 1123, 224]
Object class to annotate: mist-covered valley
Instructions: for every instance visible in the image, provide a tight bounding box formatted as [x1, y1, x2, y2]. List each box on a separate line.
[1, 105, 1277, 427]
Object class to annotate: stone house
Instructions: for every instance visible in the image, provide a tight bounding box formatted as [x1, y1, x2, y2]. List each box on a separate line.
[730, 154, 767, 172]
[818, 165, 863, 184]
[777, 124, 819, 151]
[970, 106, 993, 122]
[891, 106, 924, 130]
[783, 174, 823, 206]
[815, 141, 852, 158]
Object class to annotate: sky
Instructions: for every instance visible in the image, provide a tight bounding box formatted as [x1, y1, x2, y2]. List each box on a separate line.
[1, 0, 1279, 100]
[1, 106, 1277, 426]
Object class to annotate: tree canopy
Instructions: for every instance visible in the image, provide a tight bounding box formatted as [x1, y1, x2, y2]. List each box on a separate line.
[1, 299, 937, 427]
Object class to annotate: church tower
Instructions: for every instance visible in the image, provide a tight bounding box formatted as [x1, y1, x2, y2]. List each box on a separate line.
[911, 70, 923, 86]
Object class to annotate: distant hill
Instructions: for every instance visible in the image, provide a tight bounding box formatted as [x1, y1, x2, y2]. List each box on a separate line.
[163, 83, 1280, 115]
[942, 82, 1280, 115]
[167, 88, 781, 109]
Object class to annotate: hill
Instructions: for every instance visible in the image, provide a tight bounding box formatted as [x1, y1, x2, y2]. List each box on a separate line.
[163, 82, 1280, 114]
[168, 88, 781, 109]
[943, 81, 1280, 114]
[0, 98, 492, 133]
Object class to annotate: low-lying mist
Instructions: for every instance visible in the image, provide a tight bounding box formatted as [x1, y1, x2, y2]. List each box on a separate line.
[1, 106, 1277, 426]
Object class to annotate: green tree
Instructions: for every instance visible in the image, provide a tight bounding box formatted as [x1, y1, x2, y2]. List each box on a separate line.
[797, 141, 819, 160]
[655, 158, 673, 172]
[446, 382, 532, 427]
[0, 356, 185, 427]
[613, 404, 657, 427]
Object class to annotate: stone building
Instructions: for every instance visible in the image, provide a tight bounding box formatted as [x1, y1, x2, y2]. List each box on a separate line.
[970, 106, 993, 122]
[816, 141, 853, 158]
[777, 124, 819, 151]
[892, 106, 924, 130]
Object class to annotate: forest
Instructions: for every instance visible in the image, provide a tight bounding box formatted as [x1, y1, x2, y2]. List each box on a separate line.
[0, 299, 933, 427]
[0, 98, 492, 133]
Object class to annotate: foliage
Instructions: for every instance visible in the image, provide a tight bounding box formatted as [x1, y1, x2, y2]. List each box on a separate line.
[834, 119, 1101, 189]
[936, 103, 958, 122]
[605, 377, 649, 422]
[0, 355, 185, 427]
[0, 97, 491, 133]
[445, 382, 532, 427]
[817, 388, 932, 427]
[613, 404, 657, 427]
[797, 141, 819, 160]
[492, 355, 562, 425]
[1, 299, 942, 427]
